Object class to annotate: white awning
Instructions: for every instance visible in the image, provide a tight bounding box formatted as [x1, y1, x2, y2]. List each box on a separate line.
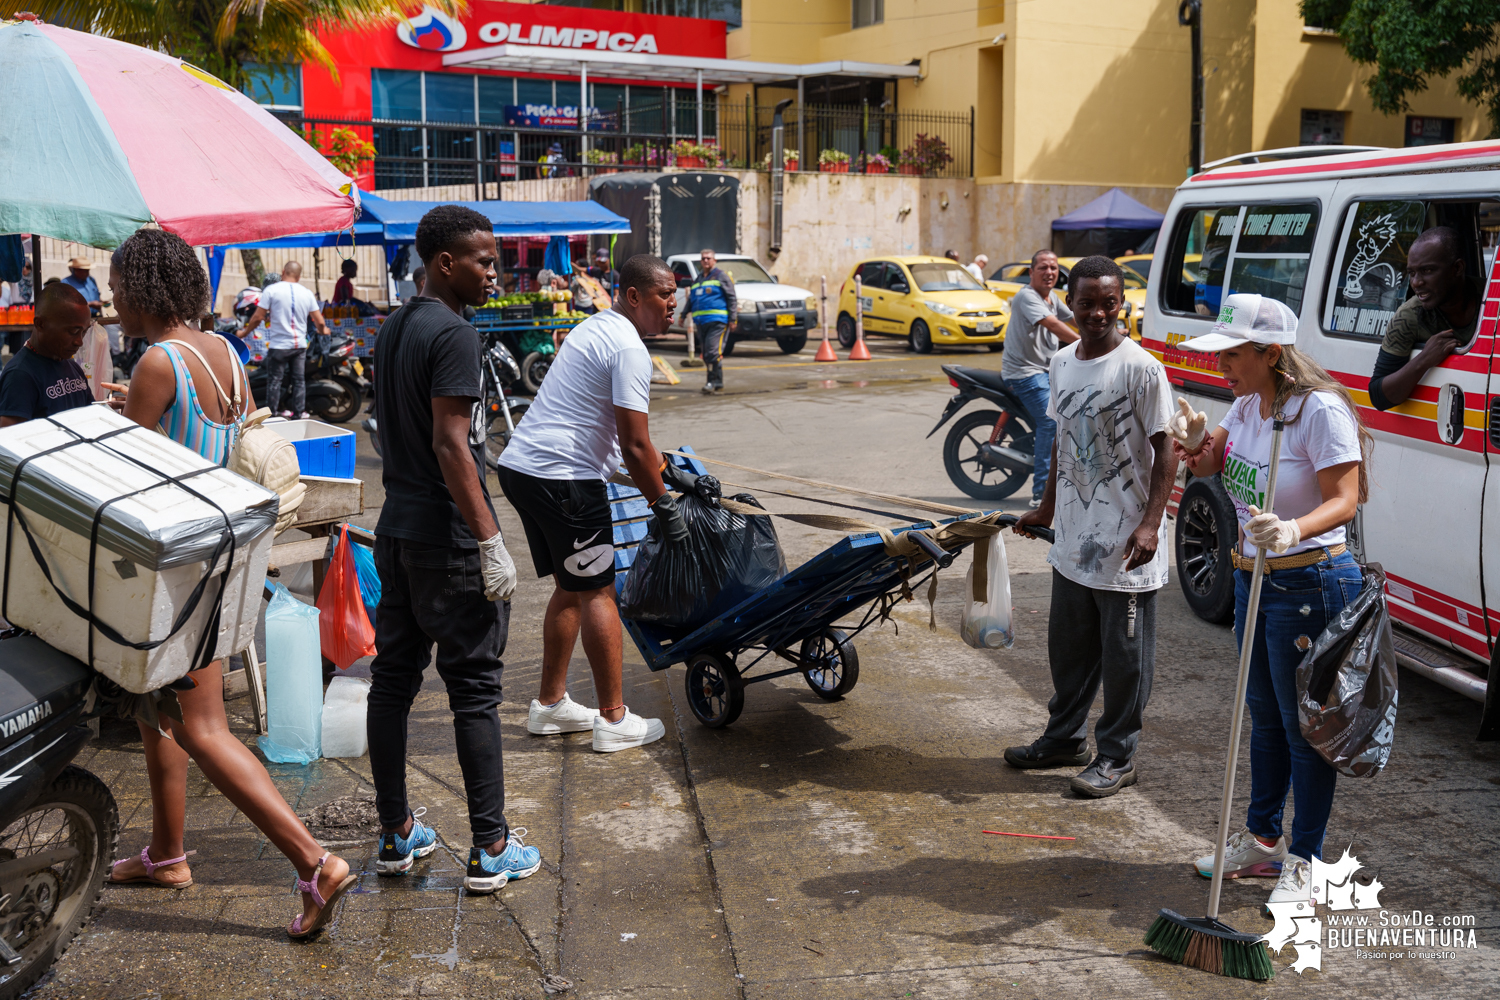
[441, 45, 920, 86]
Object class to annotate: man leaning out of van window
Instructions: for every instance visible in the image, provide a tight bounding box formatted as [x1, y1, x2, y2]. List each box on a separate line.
[1368, 226, 1482, 410]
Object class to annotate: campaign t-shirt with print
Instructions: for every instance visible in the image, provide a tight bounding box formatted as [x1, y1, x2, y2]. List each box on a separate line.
[1217, 390, 1362, 558]
[1045, 337, 1174, 592]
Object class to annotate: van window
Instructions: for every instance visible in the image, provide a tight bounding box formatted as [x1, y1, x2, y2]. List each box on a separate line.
[1323, 201, 1425, 338]
[1162, 202, 1321, 317]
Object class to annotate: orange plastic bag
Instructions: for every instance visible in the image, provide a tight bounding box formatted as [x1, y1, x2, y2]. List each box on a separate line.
[317, 525, 377, 669]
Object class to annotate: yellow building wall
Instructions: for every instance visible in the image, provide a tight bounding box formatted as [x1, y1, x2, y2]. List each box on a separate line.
[1252, 4, 1486, 149]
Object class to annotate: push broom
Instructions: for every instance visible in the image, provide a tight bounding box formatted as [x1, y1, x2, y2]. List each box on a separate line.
[1144, 417, 1284, 982]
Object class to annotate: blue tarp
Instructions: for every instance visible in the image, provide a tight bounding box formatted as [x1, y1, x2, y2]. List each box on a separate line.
[358, 193, 630, 241]
[1051, 188, 1164, 231]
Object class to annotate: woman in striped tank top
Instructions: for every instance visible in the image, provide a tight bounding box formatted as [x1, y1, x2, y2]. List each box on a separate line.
[104, 230, 353, 939]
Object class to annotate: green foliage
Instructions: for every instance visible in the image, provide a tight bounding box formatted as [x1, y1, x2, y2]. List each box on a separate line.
[1300, 0, 1500, 137]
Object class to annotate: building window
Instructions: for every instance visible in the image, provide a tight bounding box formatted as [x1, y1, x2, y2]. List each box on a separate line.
[1406, 116, 1456, 147]
[373, 69, 423, 121]
[852, 0, 883, 28]
[1300, 109, 1345, 146]
[425, 72, 477, 125]
[542, 0, 741, 31]
[242, 63, 301, 109]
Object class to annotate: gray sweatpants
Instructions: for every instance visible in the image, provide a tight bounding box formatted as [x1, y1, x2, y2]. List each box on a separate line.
[1040, 569, 1158, 763]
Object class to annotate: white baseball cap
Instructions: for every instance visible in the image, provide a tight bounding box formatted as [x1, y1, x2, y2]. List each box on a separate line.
[1179, 293, 1298, 352]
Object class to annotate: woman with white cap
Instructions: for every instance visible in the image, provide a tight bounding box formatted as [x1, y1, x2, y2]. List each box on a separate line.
[1167, 292, 1371, 910]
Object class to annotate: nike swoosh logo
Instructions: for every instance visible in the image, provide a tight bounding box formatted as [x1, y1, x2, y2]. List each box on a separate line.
[563, 543, 614, 578]
[573, 531, 602, 550]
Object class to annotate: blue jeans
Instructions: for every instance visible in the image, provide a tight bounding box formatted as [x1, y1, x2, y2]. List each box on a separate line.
[1003, 373, 1055, 501]
[1234, 550, 1363, 863]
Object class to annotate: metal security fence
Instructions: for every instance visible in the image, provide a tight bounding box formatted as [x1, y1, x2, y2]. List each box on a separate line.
[278, 100, 973, 196]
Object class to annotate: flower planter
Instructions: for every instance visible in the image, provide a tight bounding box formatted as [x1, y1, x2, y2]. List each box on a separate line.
[864, 164, 889, 175]
[819, 162, 850, 173]
[676, 155, 704, 169]
[898, 163, 924, 176]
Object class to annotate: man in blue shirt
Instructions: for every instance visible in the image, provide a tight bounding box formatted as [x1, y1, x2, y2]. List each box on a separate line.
[0, 283, 93, 427]
[687, 248, 737, 394]
[61, 257, 105, 317]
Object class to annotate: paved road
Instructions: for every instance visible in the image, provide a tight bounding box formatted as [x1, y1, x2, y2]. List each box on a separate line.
[36, 336, 1499, 999]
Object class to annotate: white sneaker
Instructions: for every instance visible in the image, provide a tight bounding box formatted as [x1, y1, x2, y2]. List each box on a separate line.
[527, 692, 600, 735]
[1267, 855, 1313, 907]
[1027, 497, 1043, 509]
[1194, 827, 1287, 879]
[592, 708, 665, 753]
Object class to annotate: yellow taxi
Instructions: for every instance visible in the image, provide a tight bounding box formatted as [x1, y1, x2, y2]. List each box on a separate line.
[983, 256, 1144, 340]
[835, 256, 1009, 354]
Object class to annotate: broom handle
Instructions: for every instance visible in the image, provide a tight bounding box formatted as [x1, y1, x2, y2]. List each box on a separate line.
[1207, 417, 1284, 922]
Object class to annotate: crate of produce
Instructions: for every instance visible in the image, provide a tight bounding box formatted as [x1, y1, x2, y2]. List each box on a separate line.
[0, 407, 278, 692]
[267, 419, 356, 478]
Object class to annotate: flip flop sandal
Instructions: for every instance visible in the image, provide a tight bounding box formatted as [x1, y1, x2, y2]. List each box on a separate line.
[287, 853, 358, 941]
[106, 847, 197, 890]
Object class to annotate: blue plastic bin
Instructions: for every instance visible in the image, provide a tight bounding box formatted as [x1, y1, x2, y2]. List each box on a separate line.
[268, 419, 356, 479]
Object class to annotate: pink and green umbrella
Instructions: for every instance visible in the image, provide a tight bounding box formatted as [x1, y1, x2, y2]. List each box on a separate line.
[0, 17, 359, 248]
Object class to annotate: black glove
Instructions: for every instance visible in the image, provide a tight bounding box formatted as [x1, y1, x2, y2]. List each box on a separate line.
[660, 462, 722, 505]
[650, 492, 691, 545]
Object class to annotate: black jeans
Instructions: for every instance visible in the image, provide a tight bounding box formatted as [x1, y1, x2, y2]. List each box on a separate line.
[265, 346, 306, 414]
[369, 535, 510, 847]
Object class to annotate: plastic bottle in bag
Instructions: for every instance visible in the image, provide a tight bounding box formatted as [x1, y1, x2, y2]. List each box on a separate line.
[258, 583, 323, 764]
[961, 531, 1014, 649]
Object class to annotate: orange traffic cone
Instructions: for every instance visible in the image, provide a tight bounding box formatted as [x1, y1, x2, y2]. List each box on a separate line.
[814, 334, 838, 362]
[848, 329, 872, 361]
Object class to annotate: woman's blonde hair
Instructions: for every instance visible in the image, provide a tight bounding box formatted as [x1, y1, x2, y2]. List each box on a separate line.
[1254, 343, 1373, 503]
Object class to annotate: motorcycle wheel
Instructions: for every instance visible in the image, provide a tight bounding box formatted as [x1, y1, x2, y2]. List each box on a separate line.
[942, 408, 1031, 501]
[0, 766, 116, 1000]
[310, 376, 361, 424]
[520, 352, 552, 395]
[485, 398, 531, 470]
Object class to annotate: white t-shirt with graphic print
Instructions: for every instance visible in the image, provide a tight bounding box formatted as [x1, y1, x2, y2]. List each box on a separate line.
[1217, 390, 1362, 558]
[1045, 338, 1174, 592]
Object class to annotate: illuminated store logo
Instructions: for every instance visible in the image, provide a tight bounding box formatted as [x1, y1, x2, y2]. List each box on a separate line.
[476, 21, 659, 53]
[397, 7, 468, 52]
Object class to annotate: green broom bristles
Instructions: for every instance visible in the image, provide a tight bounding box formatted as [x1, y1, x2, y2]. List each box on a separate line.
[1145, 909, 1275, 981]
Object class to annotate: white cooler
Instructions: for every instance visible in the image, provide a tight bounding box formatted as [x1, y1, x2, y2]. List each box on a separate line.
[0, 407, 279, 693]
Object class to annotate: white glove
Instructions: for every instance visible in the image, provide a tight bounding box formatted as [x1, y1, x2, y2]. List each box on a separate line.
[1166, 396, 1208, 453]
[1246, 506, 1300, 554]
[478, 532, 517, 602]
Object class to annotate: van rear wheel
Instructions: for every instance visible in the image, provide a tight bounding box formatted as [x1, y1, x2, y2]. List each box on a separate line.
[1176, 476, 1237, 624]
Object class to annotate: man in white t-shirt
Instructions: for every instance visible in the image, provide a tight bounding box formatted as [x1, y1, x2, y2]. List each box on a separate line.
[1010, 255, 1177, 798]
[498, 254, 693, 753]
[240, 261, 329, 417]
[1002, 250, 1078, 507]
[964, 254, 988, 283]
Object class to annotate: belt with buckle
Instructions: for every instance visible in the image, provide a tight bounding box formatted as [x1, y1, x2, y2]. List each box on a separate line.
[1231, 543, 1346, 574]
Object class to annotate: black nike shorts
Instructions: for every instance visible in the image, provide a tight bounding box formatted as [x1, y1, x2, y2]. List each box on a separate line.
[497, 466, 616, 592]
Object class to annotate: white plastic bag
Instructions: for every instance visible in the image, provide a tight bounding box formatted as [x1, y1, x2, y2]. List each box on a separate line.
[961, 530, 1014, 649]
[73, 322, 113, 401]
[321, 675, 371, 758]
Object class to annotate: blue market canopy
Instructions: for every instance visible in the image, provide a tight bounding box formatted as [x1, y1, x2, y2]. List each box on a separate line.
[359, 193, 631, 241]
[220, 220, 386, 250]
[1050, 188, 1164, 257]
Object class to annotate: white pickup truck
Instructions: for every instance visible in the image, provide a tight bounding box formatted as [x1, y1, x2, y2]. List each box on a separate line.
[1145, 142, 1500, 739]
[667, 254, 819, 355]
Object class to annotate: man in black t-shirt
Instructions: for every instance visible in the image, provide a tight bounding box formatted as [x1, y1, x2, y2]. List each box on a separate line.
[0, 283, 92, 427]
[368, 205, 542, 895]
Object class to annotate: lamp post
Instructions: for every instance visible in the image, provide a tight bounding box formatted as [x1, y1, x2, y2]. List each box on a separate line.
[769, 97, 794, 259]
[1178, 0, 1203, 175]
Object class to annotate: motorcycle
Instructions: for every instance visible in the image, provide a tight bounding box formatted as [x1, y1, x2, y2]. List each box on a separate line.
[0, 632, 116, 1000]
[245, 332, 366, 424]
[928, 363, 1037, 500]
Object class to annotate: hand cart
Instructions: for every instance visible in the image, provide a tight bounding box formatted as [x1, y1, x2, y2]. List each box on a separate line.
[612, 450, 1048, 728]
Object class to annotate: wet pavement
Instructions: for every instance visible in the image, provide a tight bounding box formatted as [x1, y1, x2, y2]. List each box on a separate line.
[33, 336, 1500, 999]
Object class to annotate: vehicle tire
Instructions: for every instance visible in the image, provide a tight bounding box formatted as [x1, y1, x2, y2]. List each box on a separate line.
[519, 352, 552, 395]
[776, 331, 808, 354]
[836, 313, 857, 348]
[942, 409, 1032, 501]
[0, 766, 116, 1000]
[684, 653, 745, 728]
[1176, 476, 1238, 625]
[484, 398, 530, 471]
[799, 627, 860, 701]
[987, 343, 1003, 353]
[311, 376, 361, 424]
[909, 319, 933, 354]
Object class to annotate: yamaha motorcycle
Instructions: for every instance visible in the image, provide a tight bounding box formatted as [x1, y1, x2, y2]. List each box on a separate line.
[928, 363, 1037, 501]
[0, 632, 116, 1000]
[245, 333, 366, 424]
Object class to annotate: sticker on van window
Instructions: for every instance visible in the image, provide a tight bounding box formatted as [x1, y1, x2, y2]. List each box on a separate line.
[1325, 201, 1425, 339]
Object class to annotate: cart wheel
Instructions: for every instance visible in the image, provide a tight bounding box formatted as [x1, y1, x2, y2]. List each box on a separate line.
[799, 627, 860, 701]
[685, 653, 744, 728]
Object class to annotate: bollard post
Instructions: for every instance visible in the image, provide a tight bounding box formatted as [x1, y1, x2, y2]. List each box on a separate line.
[814, 274, 837, 361]
[850, 273, 872, 360]
[681, 311, 702, 367]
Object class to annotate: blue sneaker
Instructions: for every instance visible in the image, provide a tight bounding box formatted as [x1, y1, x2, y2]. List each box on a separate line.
[464, 827, 541, 894]
[375, 807, 438, 876]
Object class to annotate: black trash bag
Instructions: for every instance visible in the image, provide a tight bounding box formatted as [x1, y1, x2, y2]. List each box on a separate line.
[1296, 564, 1398, 778]
[619, 492, 786, 630]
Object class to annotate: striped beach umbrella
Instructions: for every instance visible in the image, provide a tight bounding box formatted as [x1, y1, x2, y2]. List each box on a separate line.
[0, 16, 359, 248]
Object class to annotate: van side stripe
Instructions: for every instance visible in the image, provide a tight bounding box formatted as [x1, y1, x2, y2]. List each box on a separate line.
[1189, 140, 1500, 183]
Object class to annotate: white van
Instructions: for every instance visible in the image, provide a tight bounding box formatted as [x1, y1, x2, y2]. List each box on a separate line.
[1144, 142, 1500, 734]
